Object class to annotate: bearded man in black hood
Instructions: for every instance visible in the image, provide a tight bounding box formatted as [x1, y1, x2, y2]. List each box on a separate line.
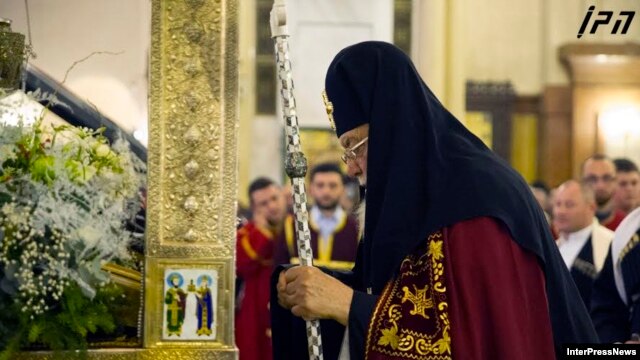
[271, 41, 597, 360]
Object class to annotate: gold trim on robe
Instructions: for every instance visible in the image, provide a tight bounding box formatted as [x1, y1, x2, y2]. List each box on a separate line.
[285, 213, 355, 269]
[365, 231, 452, 359]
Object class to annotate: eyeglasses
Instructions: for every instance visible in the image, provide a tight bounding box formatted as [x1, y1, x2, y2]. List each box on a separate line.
[582, 174, 616, 185]
[341, 137, 368, 164]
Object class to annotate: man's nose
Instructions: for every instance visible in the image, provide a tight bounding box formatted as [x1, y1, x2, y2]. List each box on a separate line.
[346, 161, 359, 178]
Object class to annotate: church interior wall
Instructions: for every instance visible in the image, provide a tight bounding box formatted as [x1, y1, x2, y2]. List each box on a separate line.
[0, 0, 150, 145]
[464, 0, 544, 95]
[4, 0, 640, 200]
[573, 85, 640, 178]
[465, 0, 640, 91]
[237, 0, 257, 207]
[461, 0, 640, 186]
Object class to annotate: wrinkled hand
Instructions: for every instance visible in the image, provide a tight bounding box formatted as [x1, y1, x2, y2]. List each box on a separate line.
[277, 266, 353, 325]
[626, 334, 640, 344]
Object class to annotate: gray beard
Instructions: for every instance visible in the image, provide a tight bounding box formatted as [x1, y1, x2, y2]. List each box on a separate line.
[355, 199, 366, 241]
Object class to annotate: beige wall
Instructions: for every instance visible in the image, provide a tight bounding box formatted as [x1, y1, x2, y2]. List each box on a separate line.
[0, 0, 150, 142]
[412, 0, 465, 119]
[465, 0, 544, 95]
[237, 0, 256, 206]
[572, 85, 640, 176]
[463, 0, 640, 94]
[546, 0, 640, 85]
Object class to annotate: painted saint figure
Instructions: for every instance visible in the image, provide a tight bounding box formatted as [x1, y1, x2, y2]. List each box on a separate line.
[182, 279, 199, 336]
[196, 275, 214, 336]
[164, 273, 186, 336]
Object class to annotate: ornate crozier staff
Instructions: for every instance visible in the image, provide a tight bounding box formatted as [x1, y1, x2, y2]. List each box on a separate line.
[270, 1, 324, 359]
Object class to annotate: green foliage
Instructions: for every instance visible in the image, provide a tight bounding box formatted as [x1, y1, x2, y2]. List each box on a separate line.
[1, 123, 126, 185]
[0, 283, 122, 359]
[0, 97, 145, 357]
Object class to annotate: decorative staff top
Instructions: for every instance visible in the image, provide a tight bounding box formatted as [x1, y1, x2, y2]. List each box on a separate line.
[270, 0, 289, 38]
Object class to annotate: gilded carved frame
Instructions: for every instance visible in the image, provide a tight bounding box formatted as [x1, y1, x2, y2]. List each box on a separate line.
[144, 0, 238, 356]
[17, 0, 239, 358]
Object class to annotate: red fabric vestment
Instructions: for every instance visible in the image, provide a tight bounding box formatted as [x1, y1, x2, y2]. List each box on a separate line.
[235, 222, 275, 360]
[601, 210, 626, 231]
[365, 217, 556, 360]
[275, 214, 360, 271]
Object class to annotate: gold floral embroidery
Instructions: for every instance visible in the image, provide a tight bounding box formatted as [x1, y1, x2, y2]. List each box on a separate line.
[378, 324, 400, 349]
[428, 240, 443, 260]
[365, 232, 452, 359]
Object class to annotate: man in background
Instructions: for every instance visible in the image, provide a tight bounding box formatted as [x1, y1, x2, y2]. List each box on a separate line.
[275, 163, 359, 271]
[613, 158, 640, 216]
[554, 180, 614, 308]
[582, 155, 626, 231]
[236, 177, 287, 360]
[530, 180, 552, 223]
[340, 176, 361, 215]
[591, 207, 640, 343]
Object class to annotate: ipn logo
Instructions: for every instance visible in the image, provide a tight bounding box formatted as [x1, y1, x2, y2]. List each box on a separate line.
[577, 6, 635, 38]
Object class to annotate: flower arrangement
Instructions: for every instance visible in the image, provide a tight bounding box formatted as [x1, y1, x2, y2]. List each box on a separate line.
[0, 93, 145, 357]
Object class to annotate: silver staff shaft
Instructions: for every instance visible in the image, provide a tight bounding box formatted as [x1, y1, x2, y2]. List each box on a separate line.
[270, 1, 324, 359]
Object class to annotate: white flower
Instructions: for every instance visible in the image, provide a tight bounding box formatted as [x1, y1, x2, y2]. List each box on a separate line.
[0, 120, 145, 317]
[82, 164, 97, 181]
[95, 143, 110, 157]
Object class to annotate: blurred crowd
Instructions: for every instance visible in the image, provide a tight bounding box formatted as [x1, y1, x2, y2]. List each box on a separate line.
[532, 154, 640, 343]
[234, 163, 361, 359]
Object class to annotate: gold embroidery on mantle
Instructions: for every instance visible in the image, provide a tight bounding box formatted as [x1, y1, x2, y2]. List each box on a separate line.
[402, 285, 434, 319]
[365, 232, 452, 359]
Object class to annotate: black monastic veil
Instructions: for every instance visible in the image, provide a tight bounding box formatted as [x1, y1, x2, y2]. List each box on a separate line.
[272, 41, 598, 360]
